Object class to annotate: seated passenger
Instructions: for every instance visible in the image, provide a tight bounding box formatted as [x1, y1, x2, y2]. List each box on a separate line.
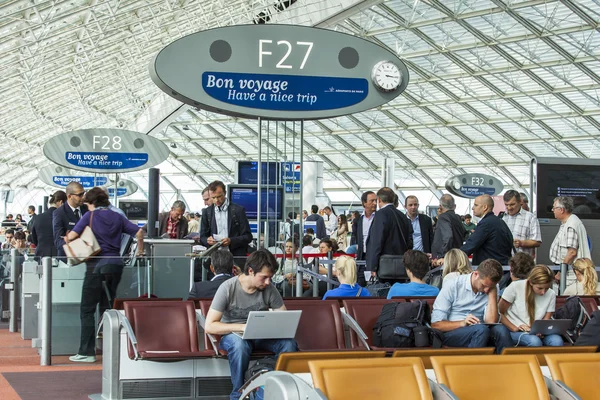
[205, 249, 298, 400]
[274, 239, 307, 296]
[508, 252, 535, 282]
[499, 265, 562, 347]
[322, 256, 371, 299]
[298, 234, 315, 263]
[387, 250, 440, 298]
[431, 259, 512, 353]
[563, 258, 600, 295]
[442, 248, 472, 284]
[1, 229, 14, 250]
[189, 251, 234, 298]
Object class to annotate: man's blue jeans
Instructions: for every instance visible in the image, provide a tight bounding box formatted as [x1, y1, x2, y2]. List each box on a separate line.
[510, 331, 564, 347]
[442, 324, 513, 354]
[219, 334, 298, 400]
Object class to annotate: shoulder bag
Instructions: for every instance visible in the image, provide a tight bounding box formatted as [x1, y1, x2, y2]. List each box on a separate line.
[377, 210, 409, 281]
[63, 211, 101, 265]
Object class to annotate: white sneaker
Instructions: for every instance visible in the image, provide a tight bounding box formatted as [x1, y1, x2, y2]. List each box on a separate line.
[69, 354, 96, 363]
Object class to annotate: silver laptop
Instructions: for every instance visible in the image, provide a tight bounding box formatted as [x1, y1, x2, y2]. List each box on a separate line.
[529, 319, 571, 336]
[233, 310, 302, 340]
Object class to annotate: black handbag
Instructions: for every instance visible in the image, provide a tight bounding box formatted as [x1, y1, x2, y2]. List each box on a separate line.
[366, 276, 391, 297]
[377, 210, 409, 281]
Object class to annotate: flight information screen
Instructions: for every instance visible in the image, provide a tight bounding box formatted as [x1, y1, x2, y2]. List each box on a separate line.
[537, 163, 600, 219]
[229, 185, 283, 220]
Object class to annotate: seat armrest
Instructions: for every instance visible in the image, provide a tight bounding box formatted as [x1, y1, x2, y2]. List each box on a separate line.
[546, 377, 581, 400]
[117, 313, 139, 360]
[197, 310, 219, 356]
[431, 381, 460, 400]
[341, 312, 370, 350]
[240, 371, 327, 400]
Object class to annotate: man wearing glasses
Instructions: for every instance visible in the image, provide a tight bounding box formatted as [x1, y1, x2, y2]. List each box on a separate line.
[549, 196, 591, 287]
[154, 200, 189, 239]
[53, 181, 88, 257]
[200, 180, 252, 262]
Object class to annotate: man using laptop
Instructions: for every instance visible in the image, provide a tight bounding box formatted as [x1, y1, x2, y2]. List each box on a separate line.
[205, 249, 298, 400]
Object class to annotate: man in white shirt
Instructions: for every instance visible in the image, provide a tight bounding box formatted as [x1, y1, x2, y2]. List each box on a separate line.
[324, 206, 337, 236]
[502, 190, 541, 258]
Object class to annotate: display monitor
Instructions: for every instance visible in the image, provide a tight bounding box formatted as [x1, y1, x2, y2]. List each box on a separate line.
[237, 161, 280, 185]
[118, 201, 148, 220]
[228, 185, 283, 220]
[536, 163, 600, 220]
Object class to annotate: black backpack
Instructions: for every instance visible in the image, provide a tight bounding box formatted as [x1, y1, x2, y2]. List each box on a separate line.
[554, 296, 590, 341]
[372, 300, 442, 348]
[575, 310, 600, 349]
[244, 356, 277, 382]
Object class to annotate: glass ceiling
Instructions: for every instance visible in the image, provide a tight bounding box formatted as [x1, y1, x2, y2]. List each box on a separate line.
[0, 0, 599, 208]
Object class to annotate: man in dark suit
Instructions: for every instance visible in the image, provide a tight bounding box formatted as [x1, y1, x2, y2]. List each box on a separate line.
[189, 250, 234, 298]
[31, 191, 67, 259]
[405, 195, 434, 254]
[26, 205, 37, 233]
[351, 191, 376, 262]
[366, 187, 413, 282]
[52, 182, 88, 258]
[461, 194, 513, 265]
[305, 205, 326, 240]
[200, 180, 252, 262]
[431, 194, 466, 260]
[154, 200, 189, 239]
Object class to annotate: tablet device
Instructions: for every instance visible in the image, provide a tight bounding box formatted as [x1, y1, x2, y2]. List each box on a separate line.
[529, 319, 571, 336]
[234, 310, 302, 340]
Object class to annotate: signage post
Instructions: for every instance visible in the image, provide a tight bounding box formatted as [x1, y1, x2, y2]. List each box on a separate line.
[149, 24, 411, 293]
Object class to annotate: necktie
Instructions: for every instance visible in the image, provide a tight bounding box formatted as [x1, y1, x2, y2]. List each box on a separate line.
[74, 209, 80, 220]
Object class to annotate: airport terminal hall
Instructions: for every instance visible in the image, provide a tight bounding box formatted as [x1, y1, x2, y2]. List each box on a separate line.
[1, 0, 600, 399]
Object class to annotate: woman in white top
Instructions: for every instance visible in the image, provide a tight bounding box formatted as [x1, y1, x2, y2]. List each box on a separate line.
[563, 258, 600, 296]
[442, 249, 472, 283]
[499, 265, 563, 347]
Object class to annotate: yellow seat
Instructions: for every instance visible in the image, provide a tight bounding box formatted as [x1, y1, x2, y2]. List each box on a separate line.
[545, 353, 600, 400]
[392, 347, 495, 369]
[431, 355, 549, 400]
[309, 357, 433, 400]
[275, 350, 386, 373]
[502, 345, 598, 366]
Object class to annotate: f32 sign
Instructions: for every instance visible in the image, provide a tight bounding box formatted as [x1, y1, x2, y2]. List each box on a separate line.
[43, 129, 170, 173]
[445, 174, 504, 199]
[149, 24, 410, 120]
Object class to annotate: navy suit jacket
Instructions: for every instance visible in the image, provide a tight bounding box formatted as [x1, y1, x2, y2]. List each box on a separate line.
[366, 205, 413, 272]
[460, 212, 513, 265]
[189, 275, 232, 298]
[31, 207, 58, 259]
[52, 203, 88, 258]
[305, 213, 326, 239]
[408, 213, 434, 253]
[199, 202, 252, 257]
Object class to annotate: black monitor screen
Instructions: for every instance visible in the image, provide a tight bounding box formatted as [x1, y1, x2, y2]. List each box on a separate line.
[118, 201, 148, 220]
[237, 161, 280, 185]
[536, 163, 600, 220]
[228, 185, 283, 220]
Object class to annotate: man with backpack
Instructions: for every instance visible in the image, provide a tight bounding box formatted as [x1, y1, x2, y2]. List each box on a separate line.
[431, 259, 512, 353]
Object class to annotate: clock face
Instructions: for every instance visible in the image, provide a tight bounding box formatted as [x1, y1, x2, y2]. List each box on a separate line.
[372, 61, 402, 92]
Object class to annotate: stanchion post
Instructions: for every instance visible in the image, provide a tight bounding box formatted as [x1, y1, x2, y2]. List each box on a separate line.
[560, 263, 568, 294]
[9, 248, 21, 333]
[312, 257, 319, 297]
[326, 250, 333, 291]
[40, 256, 52, 366]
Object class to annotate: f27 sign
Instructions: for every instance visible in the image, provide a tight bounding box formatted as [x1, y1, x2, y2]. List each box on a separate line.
[149, 24, 410, 120]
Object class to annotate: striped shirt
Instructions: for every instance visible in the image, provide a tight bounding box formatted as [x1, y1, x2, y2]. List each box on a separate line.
[503, 208, 541, 257]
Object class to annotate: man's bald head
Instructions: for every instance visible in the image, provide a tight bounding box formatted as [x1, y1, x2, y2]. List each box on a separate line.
[472, 194, 494, 218]
[65, 182, 84, 195]
[479, 194, 495, 210]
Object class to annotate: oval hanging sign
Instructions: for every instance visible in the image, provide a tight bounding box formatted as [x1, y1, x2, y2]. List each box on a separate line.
[106, 178, 138, 198]
[149, 24, 410, 120]
[43, 129, 170, 173]
[445, 174, 504, 199]
[38, 165, 109, 189]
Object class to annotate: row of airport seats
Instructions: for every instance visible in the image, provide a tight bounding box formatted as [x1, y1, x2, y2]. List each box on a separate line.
[242, 351, 600, 400]
[99, 297, 600, 399]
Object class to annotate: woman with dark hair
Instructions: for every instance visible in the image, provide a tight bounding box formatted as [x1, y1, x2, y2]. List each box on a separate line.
[65, 187, 144, 363]
[336, 214, 349, 250]
[31, 190, 67, 259]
